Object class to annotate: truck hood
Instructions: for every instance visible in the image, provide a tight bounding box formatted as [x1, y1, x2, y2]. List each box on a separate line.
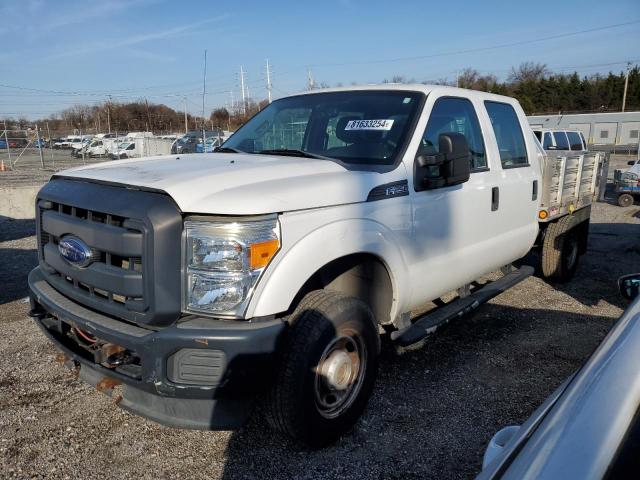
[56, 153, 400, 215]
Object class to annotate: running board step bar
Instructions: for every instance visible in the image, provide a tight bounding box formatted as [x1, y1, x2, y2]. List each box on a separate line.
[391, 266, 534, 347]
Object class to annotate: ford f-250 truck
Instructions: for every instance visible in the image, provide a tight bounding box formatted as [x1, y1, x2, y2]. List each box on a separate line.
[28, 85, 600, 447]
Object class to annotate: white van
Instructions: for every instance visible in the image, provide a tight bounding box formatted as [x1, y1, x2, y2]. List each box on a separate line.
[533, 129, 588, 153]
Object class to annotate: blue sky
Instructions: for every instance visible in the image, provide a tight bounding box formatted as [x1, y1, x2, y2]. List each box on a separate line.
[1, 0, 639, 120]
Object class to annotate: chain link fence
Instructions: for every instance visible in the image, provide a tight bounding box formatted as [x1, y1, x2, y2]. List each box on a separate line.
[1, 125, 180, 173]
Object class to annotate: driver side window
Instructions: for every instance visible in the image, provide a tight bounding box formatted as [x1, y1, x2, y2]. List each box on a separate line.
[420, 97, 487, 171]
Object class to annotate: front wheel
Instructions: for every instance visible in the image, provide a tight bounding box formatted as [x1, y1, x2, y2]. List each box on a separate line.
[265, 290, 379, 447]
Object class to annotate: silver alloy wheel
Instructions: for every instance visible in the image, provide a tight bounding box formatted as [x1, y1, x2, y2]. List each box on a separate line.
[314, 332, 367, 419]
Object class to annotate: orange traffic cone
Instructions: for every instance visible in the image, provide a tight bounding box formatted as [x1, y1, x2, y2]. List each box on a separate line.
[0, 159, 5, 171]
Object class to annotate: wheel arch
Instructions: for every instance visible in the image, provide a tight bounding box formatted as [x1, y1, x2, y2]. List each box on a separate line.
[289, 252, 395, 326]
[246, 219, 409, 326]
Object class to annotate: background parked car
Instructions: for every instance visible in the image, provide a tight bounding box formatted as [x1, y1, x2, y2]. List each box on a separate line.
[195, 137, 225, 153]
[172, 129, 224, 154]
[109, 141, 136, 159]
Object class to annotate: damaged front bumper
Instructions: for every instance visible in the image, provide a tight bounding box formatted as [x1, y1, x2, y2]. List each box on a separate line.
[28, 267, 285, 430]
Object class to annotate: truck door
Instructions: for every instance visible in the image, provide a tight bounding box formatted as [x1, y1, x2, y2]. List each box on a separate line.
[408, 96, 508, 305]
[481, 100, 539, 264]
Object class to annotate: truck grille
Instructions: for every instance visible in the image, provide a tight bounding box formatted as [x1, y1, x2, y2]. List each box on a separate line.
[39, 201, 145, 311]
[36, 178, 183, 327]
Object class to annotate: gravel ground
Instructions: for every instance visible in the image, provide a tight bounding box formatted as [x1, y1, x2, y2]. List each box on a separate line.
[0, 150, 105, 187]
[1, 196, 639, 479]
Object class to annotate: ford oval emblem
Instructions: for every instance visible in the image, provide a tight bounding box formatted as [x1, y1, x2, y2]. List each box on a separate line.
[58, 235, 94, 268]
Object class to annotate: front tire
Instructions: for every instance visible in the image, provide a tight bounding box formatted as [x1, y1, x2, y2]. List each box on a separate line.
[265, 290, 379, 447]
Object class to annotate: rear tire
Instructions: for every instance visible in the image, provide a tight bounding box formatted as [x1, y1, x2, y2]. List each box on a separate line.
[265, 290, 379, 447]
[540, 216, 580, 282]
[618, 193, 634, 207]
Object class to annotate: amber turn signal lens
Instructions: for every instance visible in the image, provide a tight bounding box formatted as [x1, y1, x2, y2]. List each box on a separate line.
[538, 210, 548, 220]
[249, 239, 280, 270]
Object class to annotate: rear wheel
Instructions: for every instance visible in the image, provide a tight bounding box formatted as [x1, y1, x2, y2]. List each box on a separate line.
[265, 290, 379, 447]
[618, 193, 634, 207]
[540, 216, 580, 282]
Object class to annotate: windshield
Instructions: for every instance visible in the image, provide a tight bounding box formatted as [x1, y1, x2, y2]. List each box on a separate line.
[223, 90, 423, 165]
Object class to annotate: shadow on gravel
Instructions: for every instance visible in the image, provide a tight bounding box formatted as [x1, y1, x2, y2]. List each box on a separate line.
[217, 302, 619, 480]
[0, 247, 37, 306]
[0, 216, 36, 242]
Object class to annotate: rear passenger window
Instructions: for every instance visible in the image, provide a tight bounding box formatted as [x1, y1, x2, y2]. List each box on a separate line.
[553, 132, 569, 150]
[543, 132, 553, 149]
[484, 101, 528, 168]
[567, 132, 583, 151]
[420, 97, 487, 170]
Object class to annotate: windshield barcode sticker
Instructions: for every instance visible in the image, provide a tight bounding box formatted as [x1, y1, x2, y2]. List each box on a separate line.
[344, 119, 394, 131]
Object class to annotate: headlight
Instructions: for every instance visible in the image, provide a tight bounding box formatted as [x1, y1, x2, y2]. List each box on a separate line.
[183, 216, 280, 317]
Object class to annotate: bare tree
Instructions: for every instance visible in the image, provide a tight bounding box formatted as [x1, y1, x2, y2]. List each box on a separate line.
[210, 108, 230, 128]
[456, 68, 497, 91]
[508, 62, 549, 83]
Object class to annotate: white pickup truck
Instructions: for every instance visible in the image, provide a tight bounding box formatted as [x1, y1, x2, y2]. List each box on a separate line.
[28, 85, 600, 447]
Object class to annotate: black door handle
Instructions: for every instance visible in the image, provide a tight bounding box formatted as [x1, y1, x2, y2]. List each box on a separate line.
[532, 180, 538, 201]
[491, 186, 499, 211]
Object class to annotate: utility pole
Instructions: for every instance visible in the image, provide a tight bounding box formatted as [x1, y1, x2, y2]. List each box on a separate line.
[240, 66, 247, 115]
[46, 122, 54, 165]
[107, 95, 112, 133]
[35, 124, 45, 169]
[229, 90, 235, 111]
[183, 96, 188, 133]
[266, 59, 273, 103]
[307, 67, 315, 90]
[3, 120, 11, 169]
[202, 49, 207, 149]
[622, 62, 631, 112]
[144, 98, 152, 132]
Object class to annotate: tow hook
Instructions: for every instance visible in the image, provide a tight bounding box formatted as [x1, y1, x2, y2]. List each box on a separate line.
[28, 307, 49, 320]
[96, 343, 127, 368]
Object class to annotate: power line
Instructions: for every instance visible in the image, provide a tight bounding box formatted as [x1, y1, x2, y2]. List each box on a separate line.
[285, 20, 640, 70]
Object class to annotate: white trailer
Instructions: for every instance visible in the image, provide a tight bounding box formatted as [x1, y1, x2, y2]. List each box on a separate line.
[110, 137, 173, 159]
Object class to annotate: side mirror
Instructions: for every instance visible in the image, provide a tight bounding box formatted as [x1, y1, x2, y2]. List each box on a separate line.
[482, 425, 520, 470]
[618, 274, 640, 301]
[414, 132, 471, 191]
[628, 161, 637, 166]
